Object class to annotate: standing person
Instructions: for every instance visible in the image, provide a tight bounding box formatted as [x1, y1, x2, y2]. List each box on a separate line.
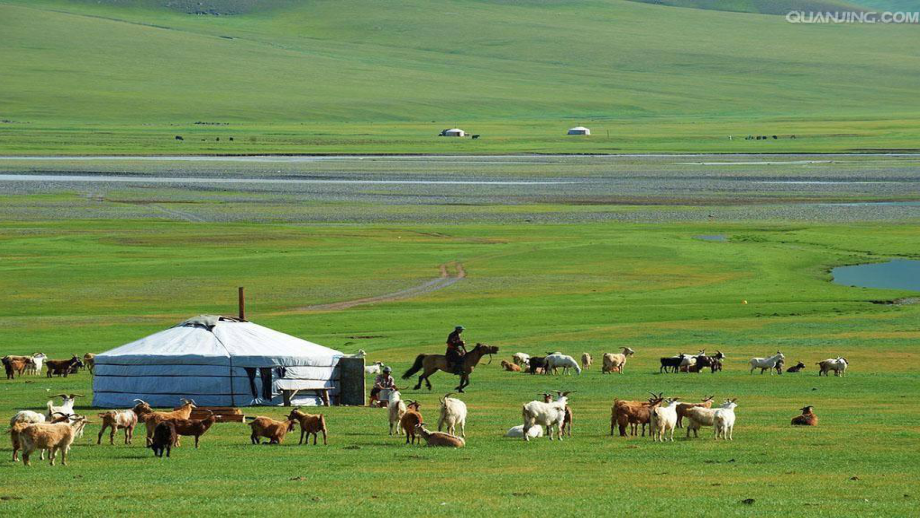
[446, 325, 467, 374]
[369, 366, 396, 407]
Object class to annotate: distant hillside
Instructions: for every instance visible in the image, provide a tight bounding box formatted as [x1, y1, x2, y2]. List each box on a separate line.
[627, 0, 865, 15]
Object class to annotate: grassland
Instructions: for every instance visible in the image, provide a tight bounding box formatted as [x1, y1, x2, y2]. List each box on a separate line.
[1, 0, 918, 154]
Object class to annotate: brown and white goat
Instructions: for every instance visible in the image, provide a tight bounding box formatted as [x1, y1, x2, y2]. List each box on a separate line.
[3, 355, 31, 379]
[248, 416, 296, 445]
[414, 424, 465, 447]
[97, 409, 138, 445]
[400, 401, 423, 444]
[611, 393, 664, 437]
[675, 395, 714, 428]
[287, 408, 328, 445]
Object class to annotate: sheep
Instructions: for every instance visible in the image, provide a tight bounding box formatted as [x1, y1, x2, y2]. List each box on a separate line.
[602, 347, 635, 374]
[365, 361, 385, 375]
[83, 353, 95, 374]
[791, 406, 818, 426]
[522, 391, 570, 441]
[25, 353, 47, 376]
[400, 401, 423, 444]
[505, 424, 543, 439]
[46, 394, 81, 421]
[97, 409, 138, 445]
[650, 398, 681, 442]
[45, 355, 83, 377]
[9, 410, 46, 461]
[581, 353, 592, 370]
[248, 416, 296, 445]
[415, 424, 465, 447]
[512, 353, 531, 369]
[817, 357, 848, 377]
[528, 356, 548, 375]
[387, 390, 407, 435]
[168, 411, 222, 448]
[16, 415, 87, 466]
[500, 360, 521, 372]
[786, 362, 807, 373]
[149, 422, 177, 457]
[611, 393, 664, 437]
[287, 408, 327, 445]
[675, 395, 714, 428]
[713, 399, 738, 440]
[545, 353, 581, 375]
[437, 393, 467, 437]
[685, 406, 717, 438]
[138, 398, 196, 445]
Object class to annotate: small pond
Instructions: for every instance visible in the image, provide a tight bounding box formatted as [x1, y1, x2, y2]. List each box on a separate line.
[831, 259, 920, 292]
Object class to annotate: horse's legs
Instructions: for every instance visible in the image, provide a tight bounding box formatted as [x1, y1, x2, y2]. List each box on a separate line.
[414, 375, 423, 390]
[424, 376, 432, 390]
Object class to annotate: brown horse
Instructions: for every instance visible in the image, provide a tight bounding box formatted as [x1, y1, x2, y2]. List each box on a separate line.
[402, 343, 498, 393]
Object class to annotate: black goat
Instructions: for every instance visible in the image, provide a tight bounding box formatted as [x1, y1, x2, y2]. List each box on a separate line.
[528, 356, 547, 375]
[150, 422, 177, 458]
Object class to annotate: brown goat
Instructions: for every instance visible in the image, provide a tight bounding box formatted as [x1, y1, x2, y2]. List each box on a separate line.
[167, 411, 221, 448]
[248, 416, 296, 444]
[3, 356, 30, 379]
[287, 409, 328, 445]
[15, 416, 87, 466]
[675, 395, 714, 428]
[501, 360, 521, 372]
[45, 355, 83, 377]
[83, 353, 95, 374]
[611, 393, 664, 437]
[791, 406, 818, 426]
[414, 424, 465, 447]
[138, 399, 196, 445]
[400, 401, 423, 444]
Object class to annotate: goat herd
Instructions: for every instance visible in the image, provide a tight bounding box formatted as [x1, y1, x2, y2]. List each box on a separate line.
[5, 348, 847, 468]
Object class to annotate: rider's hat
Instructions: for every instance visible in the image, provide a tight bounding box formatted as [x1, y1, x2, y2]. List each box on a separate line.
[383, 366, 392, 373]
[455, 325, 465, 331]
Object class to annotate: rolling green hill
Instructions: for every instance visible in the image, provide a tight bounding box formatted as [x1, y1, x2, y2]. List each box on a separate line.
[0, 0, 918, 154]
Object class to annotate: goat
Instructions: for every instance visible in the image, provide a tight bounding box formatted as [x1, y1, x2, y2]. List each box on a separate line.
[659, 354, 687, 373]
[46, 394, 82, 420]
[415, 424, 465, 447]
[602, 347, 635, 374]
[248, 416, 296, 444]
[168, 411, 222, 448]
[545, 353, 581, 375]
[528, 356, 548, 375]
[817, 357, 848, 377]
[26, 353, 47, 376]
[16, 415, 87, 466]
[83, 353, 95, 374]
[791, 406, 818, 426]
[749, 352, 784, 375]
[678, 351, 702, 373]
[2, 356, 30, 379]
[650, 398, 681, 442]
[786, 362, 807, 373]
[611, 393, 664, 437]
[512, 353, 531, 369]
[400, 401, 423, 444]
[713, 399, 738, 440]
[287, 408, 327, 445]
[149, 422, 177, 457]
[9, 410, 46, 461]
[505, 424, 544, 438]
[685, 406, 717, 438]
[364, 361, 384, 375]
[45, 355, 83, 377]
[542, 393, 572, 436]
[139, 398, 196, 445]
[97, 409, 138, 445]
[437, 393, 467, 437]
[387, 390, 407, 435]
[501, 360, 521, 372]
[522, 391, 570, 441]
[581, 353, 592, 370]
[675, 395, 714, 428]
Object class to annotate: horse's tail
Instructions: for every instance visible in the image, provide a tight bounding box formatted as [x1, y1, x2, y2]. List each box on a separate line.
[402, 355, 426, 379]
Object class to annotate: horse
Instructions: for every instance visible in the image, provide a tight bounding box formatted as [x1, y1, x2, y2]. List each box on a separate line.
[749, 352, 784, 375]
[402, 343, 499, 393]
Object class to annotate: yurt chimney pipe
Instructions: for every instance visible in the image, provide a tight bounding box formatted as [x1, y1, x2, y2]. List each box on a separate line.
[238, 286, 245, 320]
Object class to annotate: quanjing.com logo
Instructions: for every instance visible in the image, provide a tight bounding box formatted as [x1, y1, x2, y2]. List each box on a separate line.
[786, 10, 920, 24]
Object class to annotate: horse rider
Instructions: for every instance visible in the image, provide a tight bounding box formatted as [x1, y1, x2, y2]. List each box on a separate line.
[446, 325, 467, 374]
[369, 366, 396, 407]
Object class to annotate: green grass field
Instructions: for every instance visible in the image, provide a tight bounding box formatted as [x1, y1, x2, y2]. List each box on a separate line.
[1, 0, 918, 154]
[2, 217, 918, 515]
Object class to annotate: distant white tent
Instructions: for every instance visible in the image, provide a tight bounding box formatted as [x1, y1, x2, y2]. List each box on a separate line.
[92, 315, 343, 408]
[442, 128, 466, 137]
[567, 126, 591, 136]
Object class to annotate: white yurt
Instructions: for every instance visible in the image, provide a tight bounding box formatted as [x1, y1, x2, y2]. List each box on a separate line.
[92, 315, 344, 408]
[442, 128, 466, 137]
[567, 126, 590, 136]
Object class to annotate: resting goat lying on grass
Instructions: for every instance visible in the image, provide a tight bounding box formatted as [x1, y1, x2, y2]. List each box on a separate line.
[415, 424, 465, 447]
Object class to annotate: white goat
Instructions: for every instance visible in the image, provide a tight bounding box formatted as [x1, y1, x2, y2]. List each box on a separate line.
[714, 399, 738, 440]
[26, 353, 47, 375]
[749, 352, 784, 375]
[522, 391, 570, 441]
[387, 390, 407, 435]
[46, 394, 80, 420]
[545, 354, 581, 375]
[818, 357, 848, 377]
[581, 353, 592, 370]
[437, 393, 467, 437]
[650, 398, 680, 442]
[364, 361, 385, 375]
[505, 424, 543, 439]
[602, 347, 635, 374]
[512, 353, 531, 369]
[684, 407, 717, 438]
[679, 351, 703, 372]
